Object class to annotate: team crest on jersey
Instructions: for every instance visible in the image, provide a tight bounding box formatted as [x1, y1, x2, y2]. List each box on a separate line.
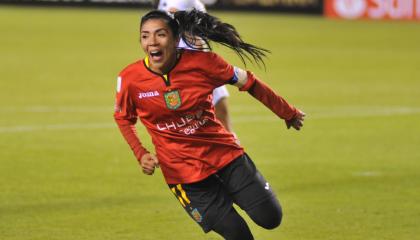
[164, 90, 182, 110]
[190, 208, 203, 223]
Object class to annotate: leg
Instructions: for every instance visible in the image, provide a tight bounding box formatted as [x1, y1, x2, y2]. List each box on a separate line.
[217, 154, 283, 230]
[212, 207, 254, 240]
[246, 196, 282, 229]
[168, 175, 234, 233]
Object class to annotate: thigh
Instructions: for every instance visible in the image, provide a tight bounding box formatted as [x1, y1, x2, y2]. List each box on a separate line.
[168, 175, 233, 233]
[217, 153, 277, 211]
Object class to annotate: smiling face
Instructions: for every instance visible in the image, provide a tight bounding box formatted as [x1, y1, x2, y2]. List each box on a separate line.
[140, 18, 179, 75]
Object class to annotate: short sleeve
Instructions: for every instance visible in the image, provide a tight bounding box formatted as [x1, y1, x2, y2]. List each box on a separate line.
[205, 52, 235, 87]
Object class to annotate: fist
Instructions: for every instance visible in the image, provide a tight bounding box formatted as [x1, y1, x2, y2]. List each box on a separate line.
[140, 153, 159, 175]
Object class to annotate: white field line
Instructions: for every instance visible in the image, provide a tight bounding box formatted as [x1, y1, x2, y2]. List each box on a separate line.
[0, 123, 115, 133]
[0, 106, 112, 113]
[0, 106, 419, 133]
[233, 106, 420, 122]
[352, 171, 382, 177]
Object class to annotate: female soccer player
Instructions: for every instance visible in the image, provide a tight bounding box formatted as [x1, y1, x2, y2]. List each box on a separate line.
[114, 10, 305, 240]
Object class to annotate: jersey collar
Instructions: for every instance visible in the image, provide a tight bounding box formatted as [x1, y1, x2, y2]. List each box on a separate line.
[143, 50, 183, 85]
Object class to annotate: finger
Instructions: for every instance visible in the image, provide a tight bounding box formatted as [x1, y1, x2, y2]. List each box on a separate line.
[142, 167, 154, 175]
[141, 160, 155, 168]
[297, 111, 306, 120]
[142, 168, 150, 174]
[140, 160, 150, 167]
[286, 120, 291, 129]
[142, 164, 154, 171]
[142, 163, 156, 170]
[292, 120, 302, 130]
[142, 157, 156, 165]
[143, 170, 153, 175]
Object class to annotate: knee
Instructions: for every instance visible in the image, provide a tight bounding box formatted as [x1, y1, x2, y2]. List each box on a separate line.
[263, 205, 282, 229]
[248, 198, 282, 230]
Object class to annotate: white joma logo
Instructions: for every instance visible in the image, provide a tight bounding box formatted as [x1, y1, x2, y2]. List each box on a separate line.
[139, 91, 159, 99]
[265, 182, 270, 190]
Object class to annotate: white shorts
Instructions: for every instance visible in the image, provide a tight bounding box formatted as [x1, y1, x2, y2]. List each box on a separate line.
[212, 85, 229, 105]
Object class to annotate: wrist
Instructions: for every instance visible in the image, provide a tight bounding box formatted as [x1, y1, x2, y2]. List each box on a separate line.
[135, 148, 149, 162]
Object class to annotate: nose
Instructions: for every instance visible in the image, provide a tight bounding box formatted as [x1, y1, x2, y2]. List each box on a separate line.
[148, 35, 158, 46]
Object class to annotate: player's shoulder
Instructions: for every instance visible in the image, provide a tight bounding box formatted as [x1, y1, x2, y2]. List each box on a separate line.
[180, 50, 221, 70]
[118, 59, 146, 79]
[181, 50, 230, 76]
[182, 49, 220, 62]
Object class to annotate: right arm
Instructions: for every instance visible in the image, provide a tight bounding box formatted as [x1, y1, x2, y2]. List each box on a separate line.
[113, 76, 159, 175]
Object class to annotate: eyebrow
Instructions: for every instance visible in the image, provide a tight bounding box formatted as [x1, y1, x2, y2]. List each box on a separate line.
[141, 28, 168, 34]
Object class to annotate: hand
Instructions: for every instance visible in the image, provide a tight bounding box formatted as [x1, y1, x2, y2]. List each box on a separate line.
[140, 153, 159, 175]
[286, 110, 305, 131]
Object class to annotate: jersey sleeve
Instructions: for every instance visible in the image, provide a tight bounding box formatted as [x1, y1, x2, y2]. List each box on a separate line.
[204, 52, 236, 87]
[114, 75, 137, 123]
[113, 75, 149, 161]
[240, 71, 299, 121]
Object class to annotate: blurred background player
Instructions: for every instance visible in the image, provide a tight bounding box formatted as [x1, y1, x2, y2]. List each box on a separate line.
[156, 0, 234, 135]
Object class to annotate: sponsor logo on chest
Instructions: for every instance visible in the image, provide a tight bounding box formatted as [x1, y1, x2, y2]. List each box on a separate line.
[139, 91, 159, 99]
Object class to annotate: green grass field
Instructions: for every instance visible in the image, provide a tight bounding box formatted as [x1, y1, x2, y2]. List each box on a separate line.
[1, 5, 420, 240]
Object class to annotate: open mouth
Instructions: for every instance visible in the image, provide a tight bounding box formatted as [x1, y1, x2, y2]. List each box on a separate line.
[150, 50, 163, 61]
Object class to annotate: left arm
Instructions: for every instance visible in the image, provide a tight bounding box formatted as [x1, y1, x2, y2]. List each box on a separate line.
[232, 67, 305, 130]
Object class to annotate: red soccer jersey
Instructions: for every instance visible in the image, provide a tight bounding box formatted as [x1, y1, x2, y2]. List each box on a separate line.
[114, 50, 244, 184]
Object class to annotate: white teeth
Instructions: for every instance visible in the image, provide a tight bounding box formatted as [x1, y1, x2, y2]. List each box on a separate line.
[150, 50, 162, 57]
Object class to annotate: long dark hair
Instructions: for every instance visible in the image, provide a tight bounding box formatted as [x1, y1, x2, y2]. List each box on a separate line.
[140, 10, 269, 66]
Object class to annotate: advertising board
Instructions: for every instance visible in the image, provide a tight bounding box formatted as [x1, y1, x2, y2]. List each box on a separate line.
[1, 0, 323, 14]
[324, 0, 420, 20]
